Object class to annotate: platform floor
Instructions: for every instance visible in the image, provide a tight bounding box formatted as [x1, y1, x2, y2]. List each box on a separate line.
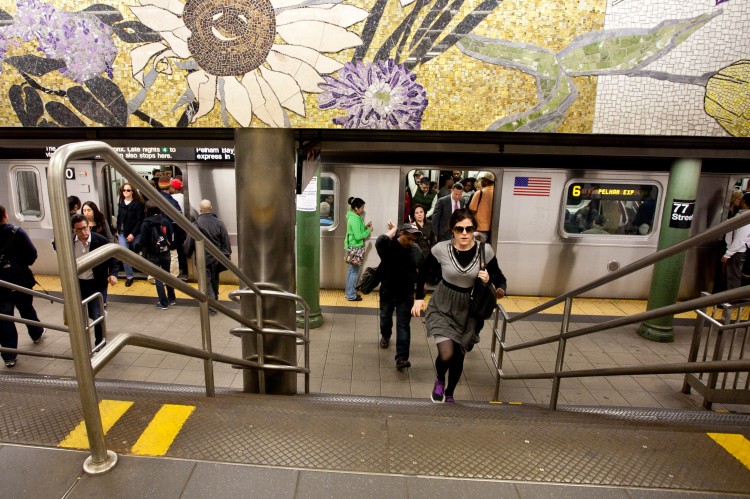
[2, 275, 742, 412]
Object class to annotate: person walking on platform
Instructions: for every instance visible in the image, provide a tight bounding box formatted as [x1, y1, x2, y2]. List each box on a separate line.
[344, 197, 373, 301]
[140, 202, 176, 310]
[71, 214, 118, 350]
[722, 192, 750, 291]
[186, 200, 231, 316]
[0, 204, 44, 367]
[377, 221, 424, 370]
[412, 210, 506, 404]
[116, 182, 144, 287]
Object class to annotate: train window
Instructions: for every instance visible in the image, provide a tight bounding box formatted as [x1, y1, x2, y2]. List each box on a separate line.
[14, 169, 42, 220]
[320, 173, 338, 230]
[563, 181, 659, 236]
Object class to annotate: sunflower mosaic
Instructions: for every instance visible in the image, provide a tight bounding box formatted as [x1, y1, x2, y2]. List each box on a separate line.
[0, 0, 746, 135]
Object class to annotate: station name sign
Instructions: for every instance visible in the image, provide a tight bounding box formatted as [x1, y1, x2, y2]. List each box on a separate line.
[43, 146, 235, 162]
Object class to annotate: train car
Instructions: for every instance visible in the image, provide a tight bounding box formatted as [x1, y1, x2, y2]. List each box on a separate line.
[0, 153, 744, 299]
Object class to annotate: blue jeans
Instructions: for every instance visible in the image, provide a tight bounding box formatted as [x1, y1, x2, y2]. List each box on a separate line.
[379, 291, 413, 361]
[153, 259, 175, 307]
[79, 278, 105, 344]
[118, 232, 135, 278]
[345, 263, 360, 300]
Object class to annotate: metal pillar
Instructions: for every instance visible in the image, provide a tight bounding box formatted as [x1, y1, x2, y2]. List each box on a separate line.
[639, 159, 702, 342]
[235, 129, 297, 394]
[295, 160, 323, 329]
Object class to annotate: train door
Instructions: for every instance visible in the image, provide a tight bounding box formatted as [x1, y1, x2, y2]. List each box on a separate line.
[403, 168, 501, 243]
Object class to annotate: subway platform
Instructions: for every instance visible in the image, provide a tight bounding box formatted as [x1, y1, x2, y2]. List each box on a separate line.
[0, 276, 748, 498]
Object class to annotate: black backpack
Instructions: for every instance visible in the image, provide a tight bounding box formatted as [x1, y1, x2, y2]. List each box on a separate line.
[0, 226, 20, 282]
[151, 223, 171, 254]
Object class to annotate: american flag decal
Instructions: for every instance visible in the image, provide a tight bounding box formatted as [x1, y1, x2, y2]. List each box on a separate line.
[514, 176, 551, 196]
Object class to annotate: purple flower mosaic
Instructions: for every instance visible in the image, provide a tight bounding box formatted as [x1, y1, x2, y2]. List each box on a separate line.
[318, 60, 428, 130]
[0, 0, 117, 82]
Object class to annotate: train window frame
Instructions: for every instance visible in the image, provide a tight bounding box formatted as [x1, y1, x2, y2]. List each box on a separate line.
[561, 180, 660, 237]
[12, 166, 44, 221]
[320, 172, 339, 231]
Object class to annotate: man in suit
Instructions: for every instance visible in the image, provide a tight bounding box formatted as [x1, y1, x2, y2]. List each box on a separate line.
[432, 182, 465, 241]
[71, 214, 118, 350]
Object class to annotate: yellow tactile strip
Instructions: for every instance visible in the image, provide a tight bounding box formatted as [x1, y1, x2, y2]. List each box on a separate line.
[34, 275, 697, 318]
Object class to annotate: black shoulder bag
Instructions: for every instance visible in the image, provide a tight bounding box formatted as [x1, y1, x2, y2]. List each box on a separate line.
[470, 242, 497, 320]
[356, 265, 381, 294]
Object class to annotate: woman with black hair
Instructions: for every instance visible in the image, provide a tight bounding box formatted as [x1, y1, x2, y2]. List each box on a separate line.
[412, 209, 507, 404]
[82, 201, 113, 241]
[344, 196, 372, 301]
[115, 183, 145, 287]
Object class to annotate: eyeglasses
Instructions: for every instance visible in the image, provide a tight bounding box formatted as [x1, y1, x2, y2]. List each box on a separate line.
[122, 189, 132, 192]
[453, 225, 476, 234]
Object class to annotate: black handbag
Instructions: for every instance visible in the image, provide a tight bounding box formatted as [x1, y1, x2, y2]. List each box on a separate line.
[356, 265, 381, 294]
[470, 242, 497, 319]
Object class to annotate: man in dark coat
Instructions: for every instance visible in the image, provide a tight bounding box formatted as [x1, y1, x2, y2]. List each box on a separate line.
[432, 182, 465, 241]
[71, 214, 118, 350]
[0, 204, 44, 367]
[186, 200, 231, 316]
[376, 222, 424, 370]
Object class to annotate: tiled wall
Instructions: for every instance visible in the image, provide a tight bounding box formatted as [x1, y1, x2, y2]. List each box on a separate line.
[0, 0, 746, 135]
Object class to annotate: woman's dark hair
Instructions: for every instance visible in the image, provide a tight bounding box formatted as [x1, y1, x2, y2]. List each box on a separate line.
[67, 195, 81, 213]
[0, 204, 6, 220]
[412, 204, 427, 217]
[348, 197, 365, 210]
[82, 201, 107, 229]
[449, 209, 477, 230]
[145, 200, 162, 217]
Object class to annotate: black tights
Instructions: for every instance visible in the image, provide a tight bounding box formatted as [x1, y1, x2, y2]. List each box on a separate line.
[434, 340, 465, 397]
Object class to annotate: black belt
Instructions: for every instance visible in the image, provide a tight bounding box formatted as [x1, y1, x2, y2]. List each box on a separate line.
[441, 280, 472, 293]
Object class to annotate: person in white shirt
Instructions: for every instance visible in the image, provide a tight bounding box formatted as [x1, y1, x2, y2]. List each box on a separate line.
[722, 193, 750, 290]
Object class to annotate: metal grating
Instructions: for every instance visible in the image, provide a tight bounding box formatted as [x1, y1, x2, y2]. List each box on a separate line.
[0, 373, 749, 494]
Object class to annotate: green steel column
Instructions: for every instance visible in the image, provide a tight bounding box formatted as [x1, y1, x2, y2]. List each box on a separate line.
[638, 159, 702, 343]
[296, 165, 323, 328]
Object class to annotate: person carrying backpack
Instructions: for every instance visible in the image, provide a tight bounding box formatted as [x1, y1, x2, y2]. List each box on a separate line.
[0, 204, 44, 367]
[140, 201, 175, 310]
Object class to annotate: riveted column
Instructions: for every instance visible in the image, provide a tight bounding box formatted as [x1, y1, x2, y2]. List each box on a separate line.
[638, 159, 702, 343]
[295, 157, 323, 329]
[235, 129, 297, 394]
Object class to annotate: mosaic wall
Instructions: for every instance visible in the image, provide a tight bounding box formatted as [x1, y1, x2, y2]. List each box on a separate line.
[0, 0, 746, 135]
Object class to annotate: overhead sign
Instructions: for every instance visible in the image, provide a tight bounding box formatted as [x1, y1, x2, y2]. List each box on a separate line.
[42, 146, 235, 162]
[669, 199, 694, 229]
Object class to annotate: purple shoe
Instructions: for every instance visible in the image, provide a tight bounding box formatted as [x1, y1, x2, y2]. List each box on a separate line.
[445, 396, 455, 404]
[431, 379, 445, 403]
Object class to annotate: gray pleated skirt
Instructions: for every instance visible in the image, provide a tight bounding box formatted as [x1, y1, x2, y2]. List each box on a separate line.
[424, 281, 477, 350]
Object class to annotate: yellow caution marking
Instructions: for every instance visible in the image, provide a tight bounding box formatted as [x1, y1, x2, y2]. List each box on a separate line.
[59, 399, 134, 449]
[708, 433, 750, 470]
[131, 404, 195, 456]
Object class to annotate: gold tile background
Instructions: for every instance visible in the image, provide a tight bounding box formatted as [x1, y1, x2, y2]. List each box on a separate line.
[0, 0, 605, 131]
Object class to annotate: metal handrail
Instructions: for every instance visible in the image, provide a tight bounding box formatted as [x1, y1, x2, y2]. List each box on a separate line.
[228, 285, 311, 393]
[47, 141, 311, 474]
[507, 209, 750, 322]
[491, 210, 750, 410]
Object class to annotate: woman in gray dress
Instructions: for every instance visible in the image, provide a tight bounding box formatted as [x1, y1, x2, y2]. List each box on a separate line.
[412, 209, 506, 404]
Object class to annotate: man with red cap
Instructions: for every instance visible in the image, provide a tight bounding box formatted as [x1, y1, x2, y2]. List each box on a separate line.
[169, 178, 187, 277]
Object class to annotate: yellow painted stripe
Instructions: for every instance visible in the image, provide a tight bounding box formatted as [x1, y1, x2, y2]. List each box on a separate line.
[708, 433, 750, 470]
[59, 399, 134, 449]
[131, 404, 195, 456]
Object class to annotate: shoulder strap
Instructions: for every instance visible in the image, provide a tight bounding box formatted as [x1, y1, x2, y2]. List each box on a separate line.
[478, 242, 486, 270]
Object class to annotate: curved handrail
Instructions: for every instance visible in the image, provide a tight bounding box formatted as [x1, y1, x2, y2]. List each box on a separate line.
[508, 209, 750, 322]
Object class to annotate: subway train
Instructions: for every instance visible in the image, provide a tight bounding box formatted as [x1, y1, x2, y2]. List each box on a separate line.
[0, 151, 743, 299]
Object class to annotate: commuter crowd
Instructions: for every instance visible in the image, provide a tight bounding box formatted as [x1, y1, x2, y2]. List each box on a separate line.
[0, 166, 230, 367]
[344, 170, 506, 403]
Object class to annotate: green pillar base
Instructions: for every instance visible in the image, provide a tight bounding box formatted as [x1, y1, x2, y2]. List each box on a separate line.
[297, 311, 324, 329]
[638, 322, 674, 343]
